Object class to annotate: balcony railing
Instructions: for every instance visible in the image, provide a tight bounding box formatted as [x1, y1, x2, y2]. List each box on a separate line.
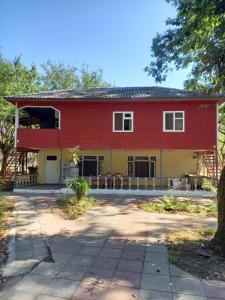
[15, 174, 38, 188]
[85, 175, 217, 191]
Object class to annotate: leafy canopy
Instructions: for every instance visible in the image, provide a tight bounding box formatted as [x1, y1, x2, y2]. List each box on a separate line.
[145, 0, 225, 94]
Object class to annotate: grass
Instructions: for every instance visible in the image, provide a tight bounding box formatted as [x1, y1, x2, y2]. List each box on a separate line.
[56, 195, 100, 219]
[138, 195, 217, 217]
[0, 197, 14, 237]
[166, 227, 225, 281]
[167, 227, 217, 249]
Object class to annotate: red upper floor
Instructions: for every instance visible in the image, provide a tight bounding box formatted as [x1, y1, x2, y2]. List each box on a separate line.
[6, 87, 222, 151]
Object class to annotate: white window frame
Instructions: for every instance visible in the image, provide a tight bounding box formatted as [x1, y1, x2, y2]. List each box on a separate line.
[18, 105, 61, 129]
[113, 111, 134, 132]
[163, 111, 185, 132]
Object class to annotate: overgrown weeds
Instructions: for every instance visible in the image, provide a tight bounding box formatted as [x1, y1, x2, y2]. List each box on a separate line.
[57, 195, 99, 219]
[138, 195, 217, 216]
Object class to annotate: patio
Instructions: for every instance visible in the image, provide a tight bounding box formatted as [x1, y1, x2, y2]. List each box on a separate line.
[1, 194, 224, 300]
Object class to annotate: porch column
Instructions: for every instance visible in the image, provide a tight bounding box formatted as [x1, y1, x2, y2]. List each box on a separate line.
[160, 149, 163, 188]
[14, 104, 19, 189]
[109, 149, 112, 173]
[59, 149, 63, 187]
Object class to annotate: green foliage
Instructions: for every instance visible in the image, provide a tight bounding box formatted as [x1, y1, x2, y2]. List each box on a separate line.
[202, 179, 217, 193]
[57, 195, 98, 219]
[145, 0, 225, 94]
[0, 54, 110, 176]
[41, 61, 111, 91]
[138, 195, 217, 216]
[0, 179, 13, 191]
[67, 146, 80, 166]
[67, 177, 89, 201]
[198, 227, 217, 238]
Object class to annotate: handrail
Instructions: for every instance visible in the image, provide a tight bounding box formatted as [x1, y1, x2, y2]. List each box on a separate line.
[84, 175, 216, 191]
[15, 174, 38, 188]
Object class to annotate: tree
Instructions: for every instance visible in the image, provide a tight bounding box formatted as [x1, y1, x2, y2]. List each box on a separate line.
[41, 61, 111, 90]
[211, 166, 225, 255]
[0, 56, 111, 177]
[145, 0, 225, 251]
[0, 55, 40, 177]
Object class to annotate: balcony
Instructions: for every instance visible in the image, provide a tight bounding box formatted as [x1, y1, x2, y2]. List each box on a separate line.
[17, 128, 61, 149]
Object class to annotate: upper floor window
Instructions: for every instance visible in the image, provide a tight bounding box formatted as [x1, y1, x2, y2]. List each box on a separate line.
[163, 111, 184, 132]
[113, 112, 133, 132]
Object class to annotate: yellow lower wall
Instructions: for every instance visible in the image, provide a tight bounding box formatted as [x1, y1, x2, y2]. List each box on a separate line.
[38, 148, 197, 184]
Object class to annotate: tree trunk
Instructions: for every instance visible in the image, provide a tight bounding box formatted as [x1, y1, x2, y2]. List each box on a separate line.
[0, 150, 10, 177]
[210, 167, 225, 256]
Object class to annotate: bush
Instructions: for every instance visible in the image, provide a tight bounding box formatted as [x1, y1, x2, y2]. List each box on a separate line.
[57, 195, 99, 219]
[0, 179, 13, 192]
[67, 177, 89, 201]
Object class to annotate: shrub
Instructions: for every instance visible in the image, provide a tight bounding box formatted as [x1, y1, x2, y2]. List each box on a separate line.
[57, 195, 99, 219]
[0, 179, 13, 191]
[67, 177, 89, 201]
[138, 195, 217, 216]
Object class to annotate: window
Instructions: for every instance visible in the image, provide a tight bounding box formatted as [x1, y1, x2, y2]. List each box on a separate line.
[163, 111, 184, 132]
[128, 156, 156, 178]
[18, 106, 60, 129]
[78, 156, 104, 176]
[113, 112, 133, 132]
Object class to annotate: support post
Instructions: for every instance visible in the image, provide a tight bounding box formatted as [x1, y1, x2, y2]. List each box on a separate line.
[14, 104, 19, 189]
[160, 149, 163, 189]
[110, 149, 112, 174]
[14, 149, 18, 189]
[59, 149, 63, 188]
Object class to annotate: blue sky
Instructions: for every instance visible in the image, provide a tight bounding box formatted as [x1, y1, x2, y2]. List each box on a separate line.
[1, 0, 190, 88]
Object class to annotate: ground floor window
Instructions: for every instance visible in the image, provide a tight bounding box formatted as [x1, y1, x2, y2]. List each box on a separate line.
[128, 156, 156, 177]
[79, 156, 104, 176]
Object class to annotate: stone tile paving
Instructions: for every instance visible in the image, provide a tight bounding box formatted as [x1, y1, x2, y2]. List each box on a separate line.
[1, 194, 224, 300]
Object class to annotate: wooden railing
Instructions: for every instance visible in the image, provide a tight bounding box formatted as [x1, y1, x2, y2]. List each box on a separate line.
[86, 175, 217, 191]
[15, 174, 38, 188]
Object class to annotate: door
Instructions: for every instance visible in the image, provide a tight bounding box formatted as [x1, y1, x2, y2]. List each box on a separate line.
[83, 160, 97, 176]
[135, 161, 149, 177]
[45, 155, 58, 183]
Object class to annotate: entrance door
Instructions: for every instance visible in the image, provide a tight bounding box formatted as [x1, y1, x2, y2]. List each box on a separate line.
[83, 160, 97, 176]
[135, 161, 149, 177]
[45, 155, 58, 183]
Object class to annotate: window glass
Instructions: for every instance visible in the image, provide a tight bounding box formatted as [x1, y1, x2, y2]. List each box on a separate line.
[114, 113, 123, 130]
[135, 156, 148, 161]
[124, 119, 132, 131]
[150, 162, 155, 177]
[175, 112, 183, 118]
[46, 156, 57, 160]
[165, 113, 173, 130]
[175, 118, 183, 130]
[125, 113, 131, 118]
[128, 161, 134, 177]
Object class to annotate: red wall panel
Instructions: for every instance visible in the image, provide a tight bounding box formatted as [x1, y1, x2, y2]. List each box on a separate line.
[17, 100, 217, 150]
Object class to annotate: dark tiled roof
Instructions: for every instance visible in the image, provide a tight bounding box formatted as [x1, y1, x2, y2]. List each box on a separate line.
[5, 86, 223, 101]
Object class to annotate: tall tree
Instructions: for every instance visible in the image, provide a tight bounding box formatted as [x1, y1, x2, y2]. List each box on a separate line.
[41, 61, 111, 90]
[0, 56, 111, 176]
[145, 0, 225, 252]
[0, 56, 40, 177]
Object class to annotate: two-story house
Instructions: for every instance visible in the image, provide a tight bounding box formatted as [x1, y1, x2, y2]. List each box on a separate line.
[5, 86, 223, 191]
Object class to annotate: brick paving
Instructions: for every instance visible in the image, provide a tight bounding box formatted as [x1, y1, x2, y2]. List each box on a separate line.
[1, 194, 224, 300]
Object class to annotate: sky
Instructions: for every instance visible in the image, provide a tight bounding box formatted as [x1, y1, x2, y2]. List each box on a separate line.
[0, 0, 190, 88]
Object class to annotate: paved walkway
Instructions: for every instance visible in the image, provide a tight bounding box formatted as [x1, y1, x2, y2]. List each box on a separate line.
[1, 194, 225, 300]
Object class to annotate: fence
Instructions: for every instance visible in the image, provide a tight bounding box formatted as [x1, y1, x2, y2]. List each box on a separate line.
[15, 174, 38, 188]
[85, 175, 217, 191]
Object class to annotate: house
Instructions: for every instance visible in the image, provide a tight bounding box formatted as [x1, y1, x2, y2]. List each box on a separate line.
[5, 86, 224, 191]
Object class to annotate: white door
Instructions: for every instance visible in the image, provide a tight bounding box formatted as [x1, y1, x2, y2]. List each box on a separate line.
[45, 155, 58, 184]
